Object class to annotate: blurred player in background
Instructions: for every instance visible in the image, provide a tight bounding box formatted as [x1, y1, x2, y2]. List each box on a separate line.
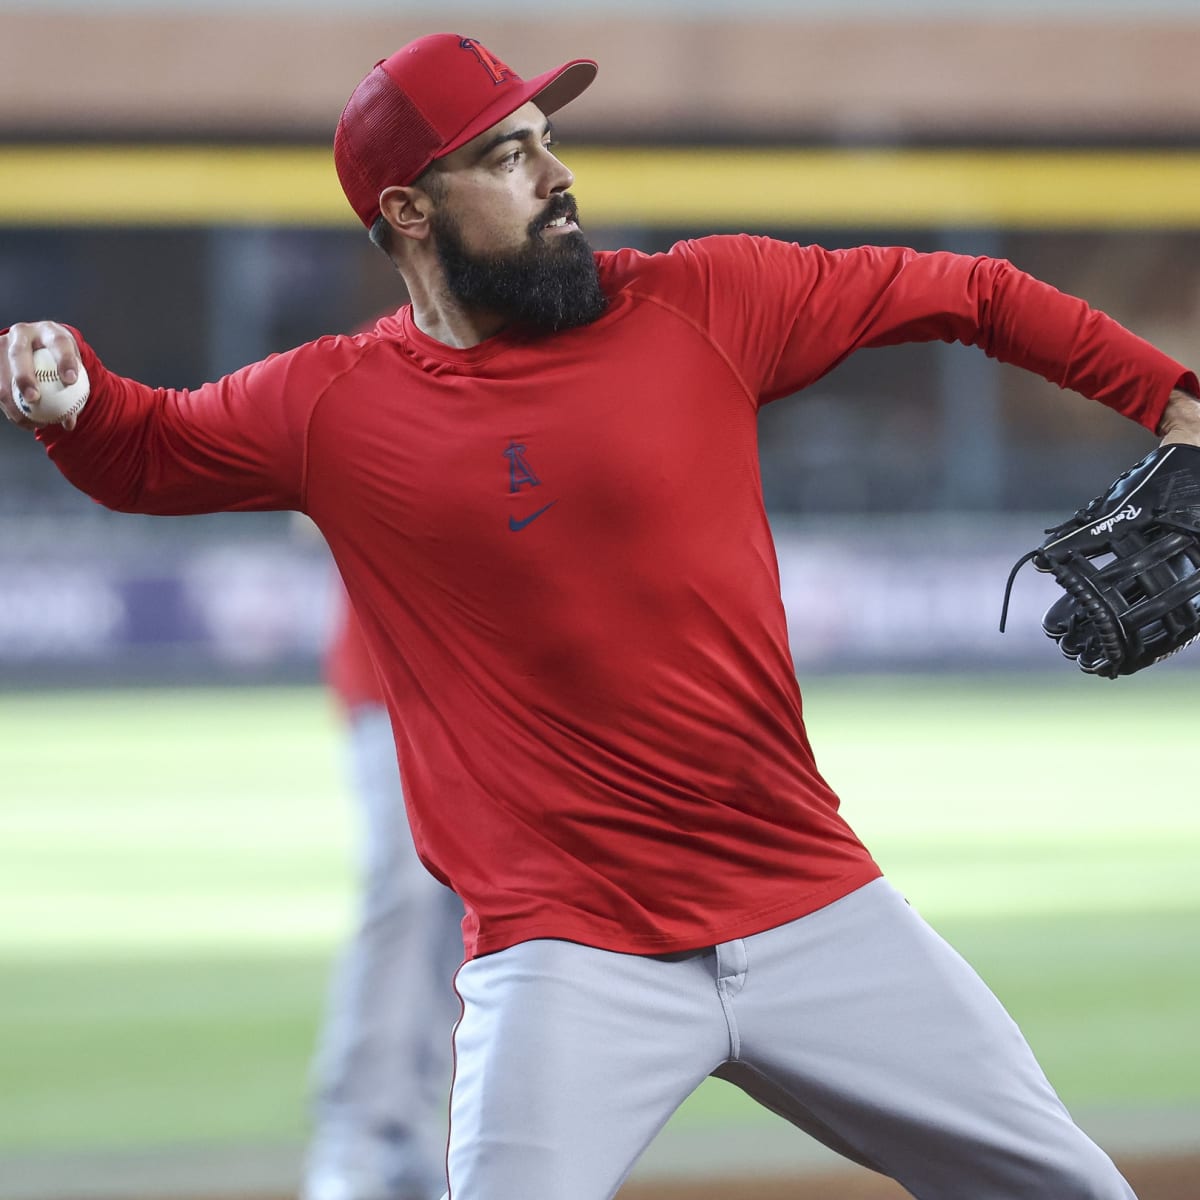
[7, 30, 1200, 1200]
[306, 581, 462, 1200]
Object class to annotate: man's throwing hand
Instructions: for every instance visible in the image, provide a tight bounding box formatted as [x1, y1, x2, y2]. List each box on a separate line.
[1, 322, 86, 432]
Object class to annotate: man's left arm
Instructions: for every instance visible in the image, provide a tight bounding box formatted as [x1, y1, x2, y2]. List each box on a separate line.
[736, 241, 1198, 436]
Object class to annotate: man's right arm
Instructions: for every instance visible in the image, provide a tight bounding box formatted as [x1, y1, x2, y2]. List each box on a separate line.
[2, 320, 318, 515]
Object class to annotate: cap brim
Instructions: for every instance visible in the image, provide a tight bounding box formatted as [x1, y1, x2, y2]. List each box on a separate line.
[436, 58, 597, 163]
[529, 59, 598, 117]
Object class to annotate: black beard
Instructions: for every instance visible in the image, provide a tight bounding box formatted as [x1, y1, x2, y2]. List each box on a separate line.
[430, 193, 608, 334]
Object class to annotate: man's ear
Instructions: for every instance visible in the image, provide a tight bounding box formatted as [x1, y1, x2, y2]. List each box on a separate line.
[379, 185, 434, 243]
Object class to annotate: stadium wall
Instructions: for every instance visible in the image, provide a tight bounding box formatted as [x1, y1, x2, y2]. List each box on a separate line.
[1, 12, 1199, 140]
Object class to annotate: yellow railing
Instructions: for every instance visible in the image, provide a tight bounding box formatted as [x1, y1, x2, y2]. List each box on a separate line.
[4, 145, 1200, 228]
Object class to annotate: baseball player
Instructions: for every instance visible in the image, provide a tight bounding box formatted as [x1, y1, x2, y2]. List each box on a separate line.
[5, 32, 1200, 1200]
[306, 587, 463, 1200]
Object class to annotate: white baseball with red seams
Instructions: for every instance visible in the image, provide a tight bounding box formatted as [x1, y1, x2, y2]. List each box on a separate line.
[16, 348, 90, 424]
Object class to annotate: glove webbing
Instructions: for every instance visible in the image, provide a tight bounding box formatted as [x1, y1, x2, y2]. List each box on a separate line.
[1046, 550, 1127, 673]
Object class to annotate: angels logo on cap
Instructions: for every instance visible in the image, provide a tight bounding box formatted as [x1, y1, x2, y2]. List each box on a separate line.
[459, 37, 513, 85]
[334, 33, 598, 229]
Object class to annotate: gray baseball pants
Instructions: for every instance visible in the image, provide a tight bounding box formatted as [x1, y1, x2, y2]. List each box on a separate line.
[443, 877, 1135, 1200]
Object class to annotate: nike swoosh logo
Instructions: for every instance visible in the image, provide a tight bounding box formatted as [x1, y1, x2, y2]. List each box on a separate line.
[508, 501, 556, 532]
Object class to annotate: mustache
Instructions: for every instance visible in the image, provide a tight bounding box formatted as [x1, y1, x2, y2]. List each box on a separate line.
[529, 193, 581, 237]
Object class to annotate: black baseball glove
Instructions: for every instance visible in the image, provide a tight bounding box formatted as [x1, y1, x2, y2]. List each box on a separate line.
[1000, 443, 1200, 677]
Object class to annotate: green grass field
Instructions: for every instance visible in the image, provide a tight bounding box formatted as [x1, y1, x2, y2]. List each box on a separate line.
[1, 675, 1198, 1155]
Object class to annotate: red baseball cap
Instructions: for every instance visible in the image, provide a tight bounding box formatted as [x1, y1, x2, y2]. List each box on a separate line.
[334, 33, 598, 228]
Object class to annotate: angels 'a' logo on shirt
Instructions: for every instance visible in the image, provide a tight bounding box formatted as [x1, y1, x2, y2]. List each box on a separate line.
[504, 442, 556, 531]
[504, 441, 541, 492]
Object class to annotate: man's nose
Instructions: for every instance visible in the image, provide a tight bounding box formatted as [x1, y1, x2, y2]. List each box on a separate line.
[543, 153, 574, 196]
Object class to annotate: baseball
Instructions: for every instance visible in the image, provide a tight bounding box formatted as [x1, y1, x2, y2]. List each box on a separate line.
[16, 348, 90, 425]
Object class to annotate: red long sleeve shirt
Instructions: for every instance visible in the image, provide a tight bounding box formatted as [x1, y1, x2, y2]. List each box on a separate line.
[39, 236, 1197, 958]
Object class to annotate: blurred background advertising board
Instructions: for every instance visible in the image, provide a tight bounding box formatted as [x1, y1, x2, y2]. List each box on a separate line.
[0, 516, 1080, 682]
